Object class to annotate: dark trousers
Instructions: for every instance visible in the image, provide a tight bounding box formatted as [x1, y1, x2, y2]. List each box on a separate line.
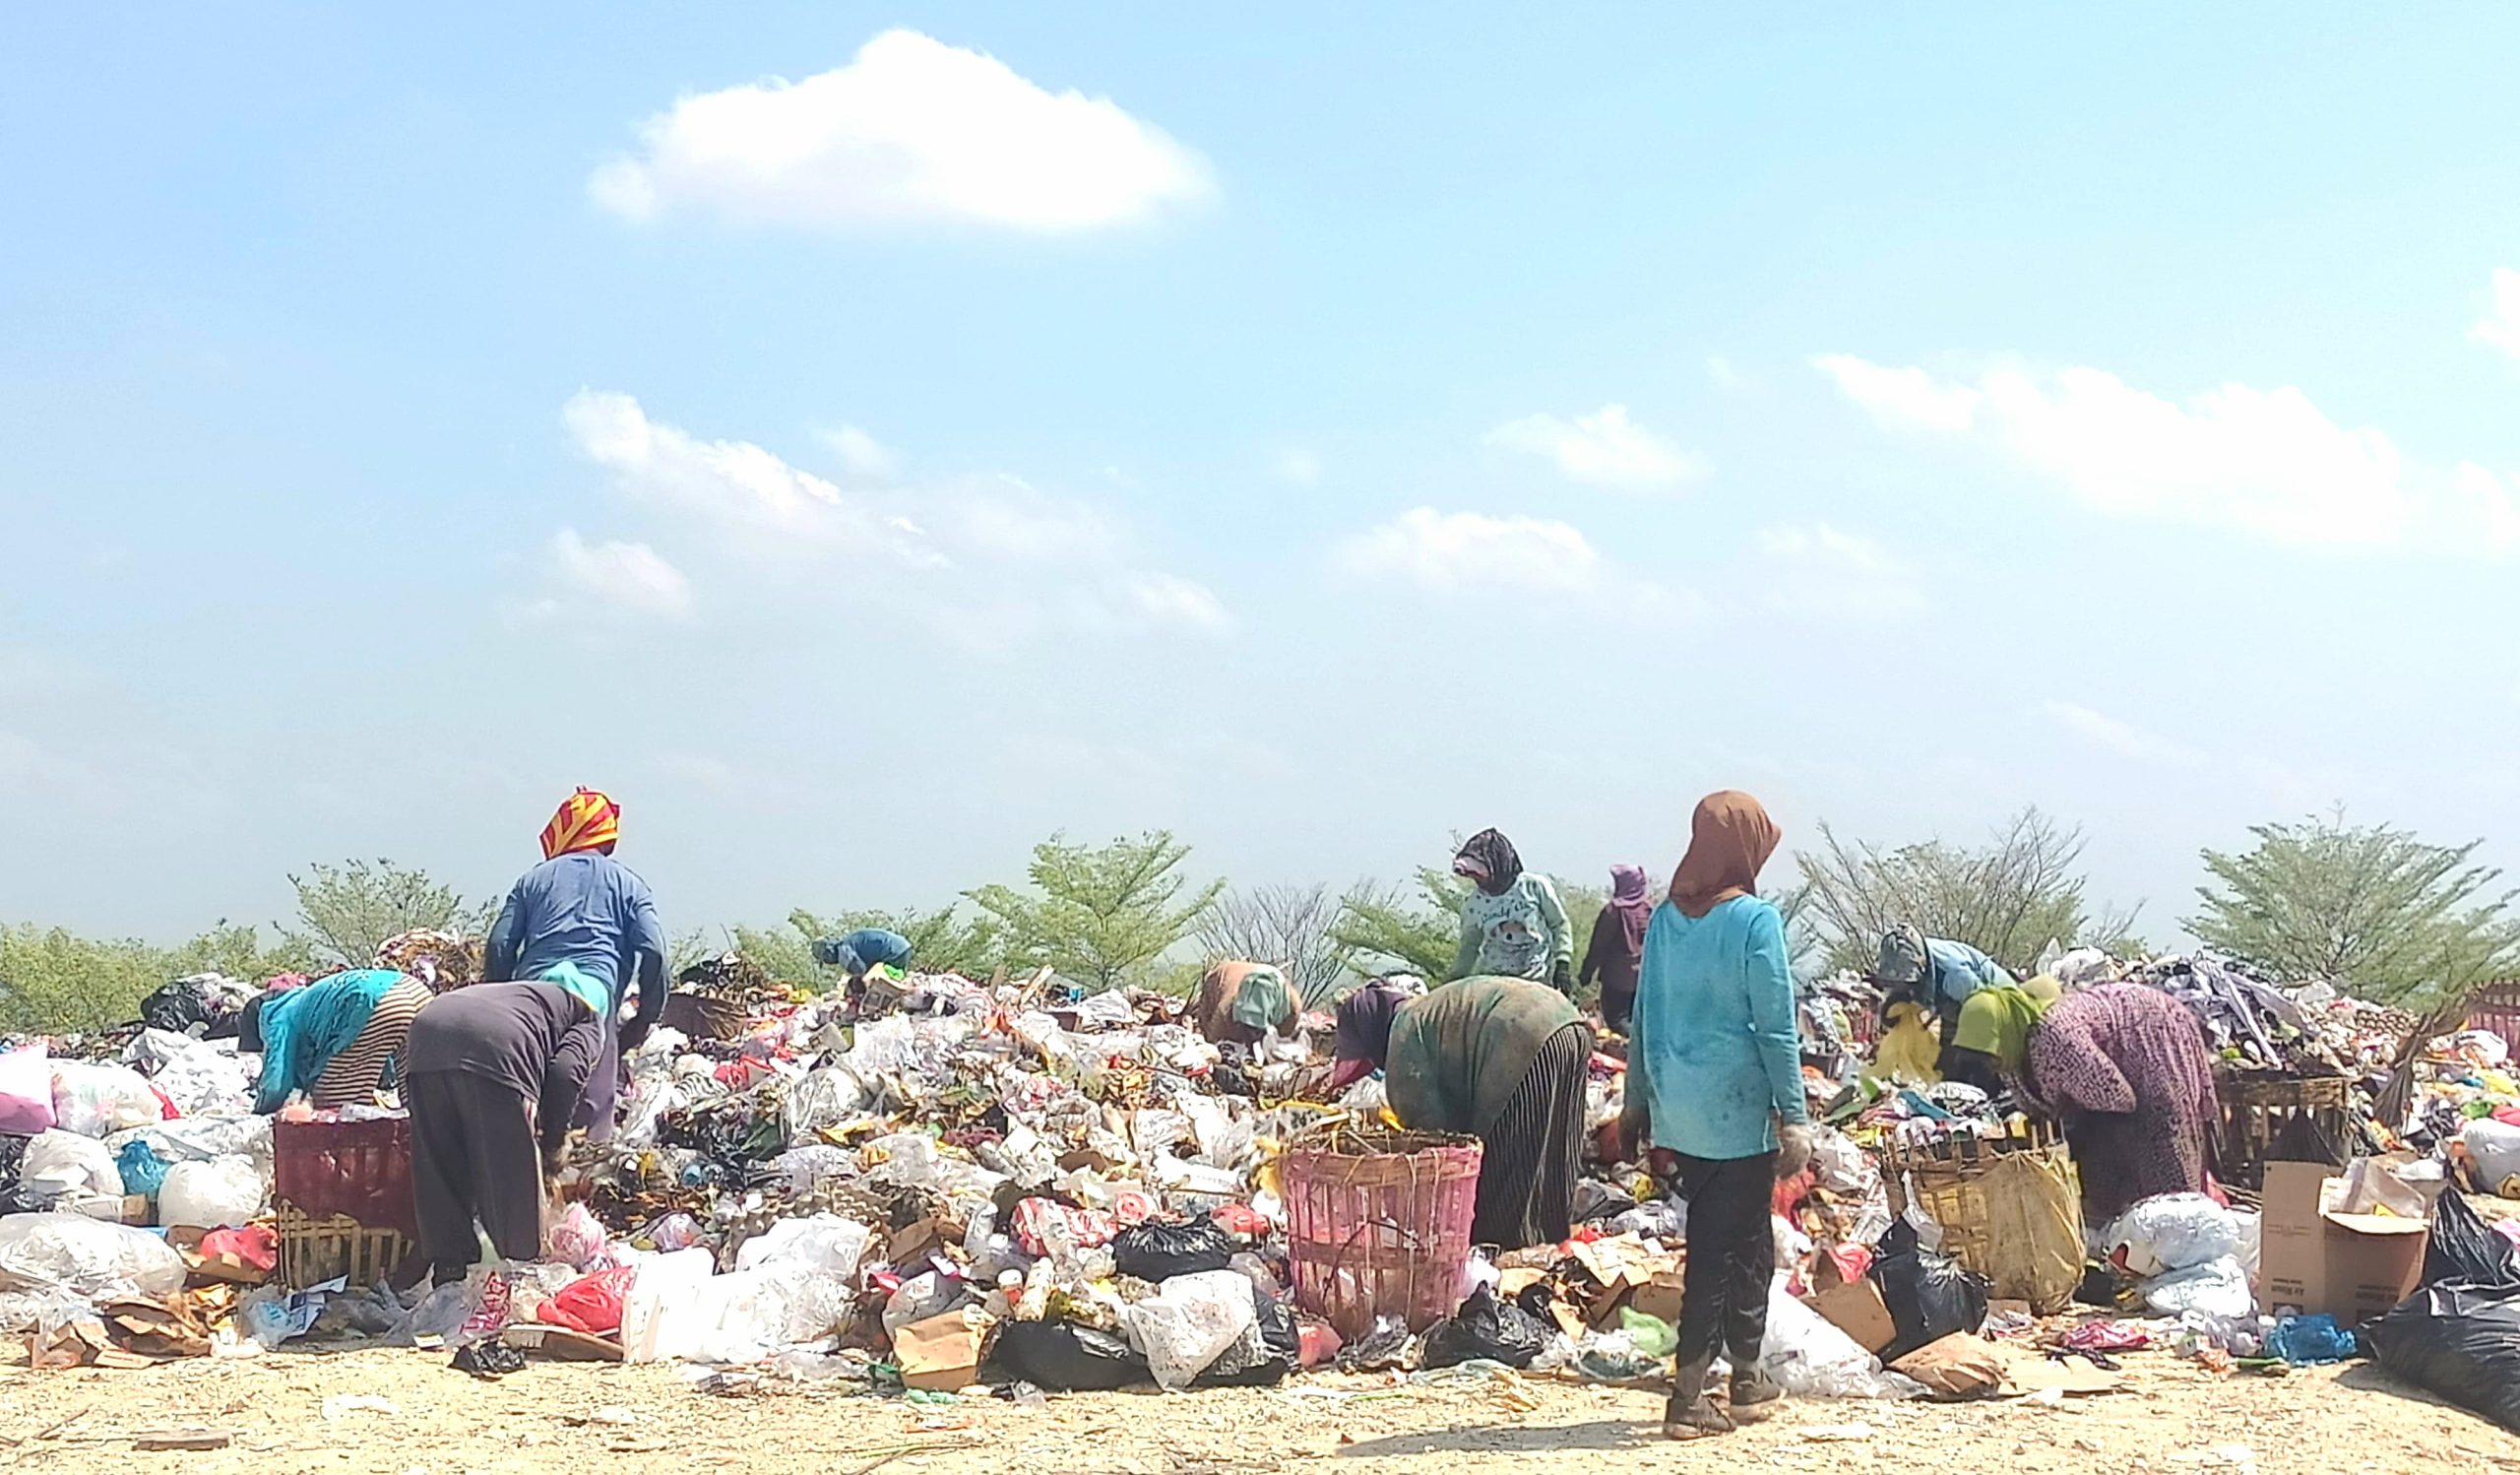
[1672, 1148, 1778, 1366]
[571, 1007, 621, 1142]
[409, 1069, 544, 1281]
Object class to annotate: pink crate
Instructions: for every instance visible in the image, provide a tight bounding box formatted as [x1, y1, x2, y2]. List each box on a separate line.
[2466, 981, 2520, 1058]
[1283, 1132, 1481, 1340]
[273, 1115, 419, 1241]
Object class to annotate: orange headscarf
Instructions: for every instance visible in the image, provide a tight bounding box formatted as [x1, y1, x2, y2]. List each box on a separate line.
[1669, 790, 1781, 918]
[539, 787, 622, 860]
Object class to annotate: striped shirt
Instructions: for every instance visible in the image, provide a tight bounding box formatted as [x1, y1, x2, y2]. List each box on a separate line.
[309, 977, 432, 1109]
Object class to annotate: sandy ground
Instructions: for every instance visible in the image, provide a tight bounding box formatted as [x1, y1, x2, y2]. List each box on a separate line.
[4, 1344, 2516, 1475]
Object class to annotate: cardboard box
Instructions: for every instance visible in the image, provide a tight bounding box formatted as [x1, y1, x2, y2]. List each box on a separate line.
[1623, 1270, 1686, 1328]
[1805, 1276, 1895, 1354]
[2259, 1160, 2428, 1324]
[894, 1310, 987, 1391]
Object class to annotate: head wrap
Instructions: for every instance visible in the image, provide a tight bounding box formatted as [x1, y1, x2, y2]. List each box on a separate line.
[1452, 829, 1524, 896]
[1334, 979, 1410, 1066]
[540, 787, 621, 861]
[1951, 984, 2052, 1076]
[1876, 926, 1929, 987]
[538, 961, 610, 1020]
[1608, 865, 1650, 905]
[1668, 791, 1781, 918]
[1604, 863, 1655, 958]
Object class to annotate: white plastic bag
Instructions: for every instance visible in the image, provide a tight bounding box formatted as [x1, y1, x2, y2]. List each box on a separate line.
[786, 1067, 871, 1134]
[2139, 1256, 2254, 1319]
[0, 1045, 56, 1135]
[49, 1060, 163, 1137]
[544, 1202, 605, 1269]
[1755, 1282, 1920, 1399]
[735, 1214, 871, 1285]
[1124, 1269, 1257, 1390]
[123, 1031, 253, 1117]
[158, 1157, 267, 1230]
[18, 1130, 121, 1205]
[882, 1269, 964, 1335]
[618, 1247, 716, 1363]
[0, 1213, 188, 1299]
[2102, 1192, 2245, 1278]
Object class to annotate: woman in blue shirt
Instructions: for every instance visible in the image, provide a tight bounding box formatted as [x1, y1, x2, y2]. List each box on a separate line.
[1621, 791, 1809, 1441]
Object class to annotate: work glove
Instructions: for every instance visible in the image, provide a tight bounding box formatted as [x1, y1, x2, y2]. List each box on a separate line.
[1551, 958, 1576, 994]
[1775, 1122, 1814, 1181]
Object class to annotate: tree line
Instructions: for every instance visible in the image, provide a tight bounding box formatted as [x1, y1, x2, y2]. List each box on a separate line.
[4, 809, 2515, 1035]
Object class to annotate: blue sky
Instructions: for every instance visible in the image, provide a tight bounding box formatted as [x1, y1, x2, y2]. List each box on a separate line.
[6, 6, 2519, 944]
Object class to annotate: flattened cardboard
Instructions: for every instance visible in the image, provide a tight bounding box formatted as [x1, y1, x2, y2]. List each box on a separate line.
[895, 1310, 986, 1391]
[1805, 1277, 1895, 1355]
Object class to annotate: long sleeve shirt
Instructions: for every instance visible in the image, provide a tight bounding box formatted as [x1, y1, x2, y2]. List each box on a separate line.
[1385, 977, 1584, 1138]
[1449, 873, 1574, 983]
[484, 852, 667, 1034]
[1923, 938, 2013, 1015]
[1578, 906, 1646, 996]
[405, 982, 604, 1155]
[1630, 895, 1806, 1160]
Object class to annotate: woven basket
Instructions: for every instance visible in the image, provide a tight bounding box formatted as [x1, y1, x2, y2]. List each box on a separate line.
[1282, 1129, 1482, 1340]
[662, 991, 748, 1043]
[276, 1205, 410, 1290]
[1882, 1126, 2083, 1313]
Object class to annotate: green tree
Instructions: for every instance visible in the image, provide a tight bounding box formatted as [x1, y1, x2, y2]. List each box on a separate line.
[966, 831, 1223, 994]
[0, 922, 312, 1033]
[1792, 806, 2144, 976]
[1331, 868, 1468, 982]
[2190, 812, 2520, 1004]
[283, 859, 482, 966]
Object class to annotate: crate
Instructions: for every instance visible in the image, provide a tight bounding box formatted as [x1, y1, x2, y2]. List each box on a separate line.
[2213, 1072, 2352, 1188]
[2464, 981, 2520, 1058]
[1282, 1128, 1482, 1340]
[276, 1205, 411, 1290]
[273, 1115, 418, 1241]
[661, 991, 747, 1043]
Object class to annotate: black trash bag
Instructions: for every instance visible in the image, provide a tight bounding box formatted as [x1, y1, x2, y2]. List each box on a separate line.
[1872, 1218, 1991, 1362]
[1337, 1314, 1416, 1373]
[1420, 1284, 1551, 1370]
[992, 1317, 1151, 1391]
[1111, 1214, 1236, 1282]
[2366, 1280, 2520, 1432]
[2428, 1191, 2520, 1290]
[0, 1134, 35, 1217]
[1196, 1285, 1298, 1387]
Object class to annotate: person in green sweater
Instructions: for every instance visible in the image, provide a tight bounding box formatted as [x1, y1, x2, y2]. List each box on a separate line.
[1328, 975, 1591, 1249]
[1448, 828, 1575, 991]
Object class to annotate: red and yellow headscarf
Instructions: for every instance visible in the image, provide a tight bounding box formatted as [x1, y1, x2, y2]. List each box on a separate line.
[540, 787, 621, 860]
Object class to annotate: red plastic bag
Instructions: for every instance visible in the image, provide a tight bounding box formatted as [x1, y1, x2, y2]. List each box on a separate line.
[543, 1267, 637, 1335]
[200, 1225, 281, 1273]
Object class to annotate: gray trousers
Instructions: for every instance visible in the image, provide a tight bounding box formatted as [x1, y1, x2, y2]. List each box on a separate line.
[408, 1069, 543, 1281]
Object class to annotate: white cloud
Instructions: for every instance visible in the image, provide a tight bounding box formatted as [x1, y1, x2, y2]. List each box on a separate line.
[1332, 507, 1604, 594]
[819, 423, 897, 481]
[589, 30, 1215, 234]
[538, 529, 695, 620]
[1111, 572, 1235, 633]
[2475, 269, 2520, 360]
[1755, 523, 1927, 621]
[2451, 464, 2520, 553]
[1483, 404, 1705, 492]
[942, 478, 1125, 564]
[2040, 700, 2206, 768]
[1816, 353, 2412, 545]
[565, 389, 888, 546]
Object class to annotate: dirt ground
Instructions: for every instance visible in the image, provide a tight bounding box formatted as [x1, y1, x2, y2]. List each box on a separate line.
[4, 1342, 2515, 1475]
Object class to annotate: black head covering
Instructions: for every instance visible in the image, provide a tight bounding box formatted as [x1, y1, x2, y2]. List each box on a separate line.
[237, 993, 270, 1055]
[1335, 981, 1409, 1067]
[1452, 828, 1523, 896]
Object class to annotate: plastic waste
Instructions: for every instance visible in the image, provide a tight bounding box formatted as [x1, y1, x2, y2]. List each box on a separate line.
[1112, 1214, 1236, 1283]
[545, 1202, 606, 1269]
[2139, 1256, 2253, 1320]
[1336, 1313, 1416, 1372]
[238, 1282, 332, 1350]
[48, 1060, 164, 1137]
[0, 1213, 188, 1299]
[2267, 1313, 2356, 1366]
[2428, 1189, 2520, 1289]
[882, 1268, 966, 1335]
[2464, 1119, 2520, 1196]
[996, 1316, 1151, 1390]
[735, 1213, 872, 1283]
[1619, 1306, 1677, 1358]
[1420, 1284, 1551, 1371]
[0, 1044, 56, 1135]
[158, 1156, 266, 1230]
[1872, 1220, 1990, 1362]
[17, 1130, 122, 1207]
[1195, 1284, 1297, 1387]
[2104, 1192, 2246, 1278]
[1608, 1197, 1688, 1240]
[2367, 1280, 2520, 1432]
[114, 1139, 171, 1202]
[122, 1031, 253, 1117]
[1123, 1269, 1259, 1390]
[545, 1267, 638, 1335]
[1758, 1283, 1922, 1399]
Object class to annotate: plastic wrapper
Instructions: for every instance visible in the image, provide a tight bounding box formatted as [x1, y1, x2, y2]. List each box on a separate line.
[1757, 1283, 1921, 1399]
[0, 1044, 56, 1135]
[785, 1067, 872, 1135]
[158, 1156, 267, 1230]
[19, 1130, 122, 1207]
[882, 1268, 966, 1335]
[1194, 1285, 1296, 1387]
[1420, 1284, 1551, 1370]
[545, 1202, 606, 1269]
[0, 1212, 188, 1299]
[48, 1061, 164, 1138]
[735, 1213, 871, 1283]
[2267, 1313, 2355, 1365]
[1874, 1221, 1990, 1362]
[239, 1282, 335, 1349]
[1124, 1268, 1259, 1390]
[115, 1139, 171, 1201]
[1608, 1197, 1688, 1240]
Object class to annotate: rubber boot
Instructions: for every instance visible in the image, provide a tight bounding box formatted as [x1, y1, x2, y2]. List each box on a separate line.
[1663, 1356, 1734, 1441]
[1728, 1363, 1784, 1423]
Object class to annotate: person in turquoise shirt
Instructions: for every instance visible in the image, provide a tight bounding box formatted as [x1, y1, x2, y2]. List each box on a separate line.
[1447, 828, 1574, 990]
[1621, 791, 1808, 1442]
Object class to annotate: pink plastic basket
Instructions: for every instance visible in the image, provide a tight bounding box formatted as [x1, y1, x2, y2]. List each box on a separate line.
[1282, 1129, 1482, 1340]
[273, 1115, 419, 1241]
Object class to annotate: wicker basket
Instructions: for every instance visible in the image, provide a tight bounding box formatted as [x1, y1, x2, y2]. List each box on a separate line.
[1282, 1128, 1482, 1340]
[1882, 1125, 2084, 1313]
[661, 991, 748, 1043]
[276, 1205, 411, 1290]
[2214, 1072, 2351, 1188]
